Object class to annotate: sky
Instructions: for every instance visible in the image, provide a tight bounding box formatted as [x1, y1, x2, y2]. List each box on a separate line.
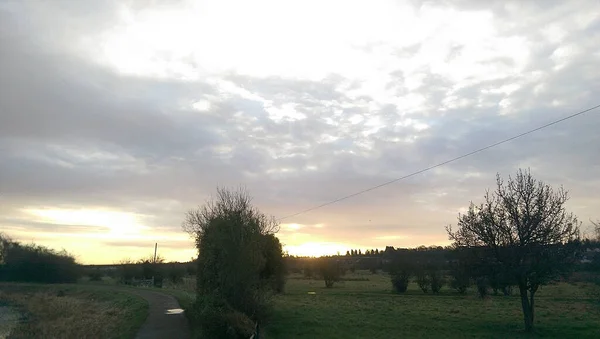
[1, 0, 599, 264]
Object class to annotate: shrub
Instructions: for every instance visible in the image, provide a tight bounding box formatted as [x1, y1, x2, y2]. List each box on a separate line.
[430, 270, 445, 294]
[261, 234, 286, 293]
[318, 258, 342, 288]
[391, 272, 410, 293]
[182, 187, 283, 336]
[0, 234, 80, 283]
[449, 256, 471, 294]
[476, 276, 489, 299]
[88, 268, 104, 282]
[416, 270, 431, 293]
[166, 264, 186, 284]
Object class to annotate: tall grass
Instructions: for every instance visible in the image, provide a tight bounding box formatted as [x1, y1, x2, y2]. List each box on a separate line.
[0, 284, 148, 339]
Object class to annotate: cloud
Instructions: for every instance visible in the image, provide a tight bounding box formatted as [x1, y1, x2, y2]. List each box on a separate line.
[1, 0, 599, 262]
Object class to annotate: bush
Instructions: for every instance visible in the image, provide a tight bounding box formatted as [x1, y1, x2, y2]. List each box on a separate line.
[194, 295, 256, 339]
[476, 276, 489, 299]
[166, 264, 186, 284]
[416, 270, 431, 293]
[430, 270, 445, 294]
[0, 234, 80, 283]
[318, 258, 342, 288]
[449, 257, 471, 294]
[261, 234, 286, 293]
[88, 268, 104, 281]
[391, 272, 410, 293]
[182, 187, 283, 336]
[450, 276, 469, 294]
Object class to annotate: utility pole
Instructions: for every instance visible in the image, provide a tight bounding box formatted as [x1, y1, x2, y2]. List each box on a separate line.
[153, 243, 157, 263]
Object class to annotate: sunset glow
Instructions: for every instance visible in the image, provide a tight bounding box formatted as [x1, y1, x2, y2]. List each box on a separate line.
[1, 0, 599, 264]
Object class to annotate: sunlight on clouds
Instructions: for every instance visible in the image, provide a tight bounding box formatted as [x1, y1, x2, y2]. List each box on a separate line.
[23, 208, 149, 236]
[374, 235, 408, 241]
[283, 223, 304, 231]
[285, 242, 348, 257]
[192, 99, 211, 111]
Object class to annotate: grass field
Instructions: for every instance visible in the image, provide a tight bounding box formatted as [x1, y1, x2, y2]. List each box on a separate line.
[262, 271, 600, 339]
[0, 283, 148, 339]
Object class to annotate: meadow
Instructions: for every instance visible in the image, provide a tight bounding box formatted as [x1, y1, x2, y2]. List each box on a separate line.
[259, 271, 600, 338]
[1, 270, 599, 338]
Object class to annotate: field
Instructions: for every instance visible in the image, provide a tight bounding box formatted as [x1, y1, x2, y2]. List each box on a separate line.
[0, 283, 148, 339]
[260, 271, 600, 339]
[3, 271, 597, 338]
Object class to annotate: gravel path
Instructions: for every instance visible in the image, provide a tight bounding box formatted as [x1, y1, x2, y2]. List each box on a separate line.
[126, 289, 191, 339]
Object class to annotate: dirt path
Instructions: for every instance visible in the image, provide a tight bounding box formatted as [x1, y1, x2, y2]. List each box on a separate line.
[125, 289, 191, 339]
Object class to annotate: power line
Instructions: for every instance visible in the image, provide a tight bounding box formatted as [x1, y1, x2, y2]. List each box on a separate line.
[277, 103, 600, 221]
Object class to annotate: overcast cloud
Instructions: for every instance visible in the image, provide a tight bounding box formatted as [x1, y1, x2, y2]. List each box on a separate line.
[1, 0, 599, 263]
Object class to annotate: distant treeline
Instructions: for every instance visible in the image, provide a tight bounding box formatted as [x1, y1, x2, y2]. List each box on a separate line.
[285, 240, 600, 281]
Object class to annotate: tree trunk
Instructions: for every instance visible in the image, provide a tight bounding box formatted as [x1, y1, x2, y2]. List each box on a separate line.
[519, 284, 534, 332]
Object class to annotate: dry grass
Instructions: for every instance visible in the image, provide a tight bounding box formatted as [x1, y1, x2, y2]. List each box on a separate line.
[0, 284, 148, 339]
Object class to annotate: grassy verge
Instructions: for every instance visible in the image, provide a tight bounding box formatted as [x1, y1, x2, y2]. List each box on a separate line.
[264, 272, 600, 338]
[0, 283, 148, 339]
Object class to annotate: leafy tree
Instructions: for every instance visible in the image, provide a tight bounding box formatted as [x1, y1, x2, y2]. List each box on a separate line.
[358, 249, 362, 256]
[447, 169, 581, 332]
[182, 187, 282, 336]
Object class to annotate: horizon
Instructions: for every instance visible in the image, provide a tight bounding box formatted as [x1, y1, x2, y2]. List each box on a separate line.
[1, 0, 599, 265]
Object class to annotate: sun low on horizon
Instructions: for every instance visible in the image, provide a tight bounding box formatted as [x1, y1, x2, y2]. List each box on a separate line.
[1, 0, 599, 265]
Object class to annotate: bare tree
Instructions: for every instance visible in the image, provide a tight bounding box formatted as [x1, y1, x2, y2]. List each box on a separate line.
[592, 219, 600, 241]
[447, 169, 580, 332]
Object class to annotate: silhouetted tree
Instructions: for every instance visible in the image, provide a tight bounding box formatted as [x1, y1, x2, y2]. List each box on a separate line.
[447, 169, 581, 332]
[593, 219, 600, 241]
[182, 187, 282, 336]
[389, 256, 412, 293]
[261, 234, 286, 293]
[318, 258, 342, 288]
[415, 268, 430, 293]
[429, 269, 445, 294]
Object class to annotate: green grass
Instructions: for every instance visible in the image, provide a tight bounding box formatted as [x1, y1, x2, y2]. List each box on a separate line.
[0, 283, 148, 339]
[264, 272, 600, 338]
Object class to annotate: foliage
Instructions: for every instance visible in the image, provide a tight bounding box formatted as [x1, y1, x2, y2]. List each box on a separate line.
[388, 256, 412, 293]
[261, 234, 286, 293]
[182, 187, 283, 337]
[166, 263, 187, 284]
[476, 276, 489, 299]
[416, 269, 430, 294]
[429, 270, 445, 294]
[0, 234, 80, 283]
[87, 268, 104, 281]
[448, 252, 471, 294]
[447, 169, 581, 332]
[318, 258, 343, 288]
[592, 219, 600, 241]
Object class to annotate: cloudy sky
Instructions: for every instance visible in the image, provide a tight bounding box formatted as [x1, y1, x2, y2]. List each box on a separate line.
[1, 0, 599, 264]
